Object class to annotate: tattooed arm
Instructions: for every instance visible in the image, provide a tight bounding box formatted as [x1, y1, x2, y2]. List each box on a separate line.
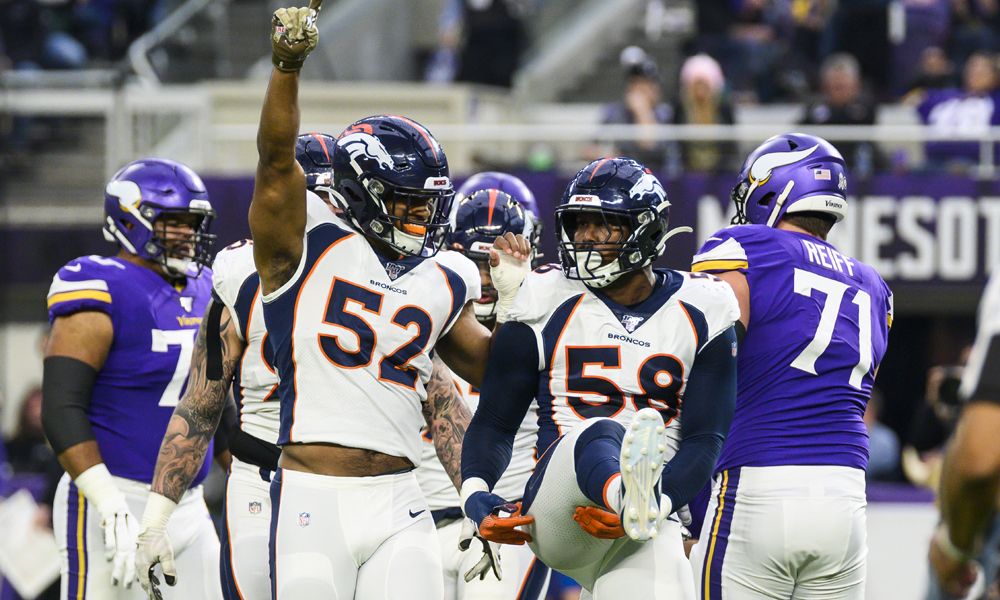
[150, 300, 244, 502]
[423, 354, 473, 492]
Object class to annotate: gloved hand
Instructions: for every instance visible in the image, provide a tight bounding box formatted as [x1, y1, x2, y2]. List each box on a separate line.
[463, 490, 533, 545]
[489, 232, 531, 323]
[73, 464, 139, 587]
[458, 518, 502, 582]
[135, 525, 176, 600]
[573, 506, 625, 539]
[270, 0, 321, 72]
[101, 498, 140, 587]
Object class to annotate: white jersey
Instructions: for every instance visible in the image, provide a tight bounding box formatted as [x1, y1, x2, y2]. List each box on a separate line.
[506, 265, 740, 457]
[211, 192, 334, 445]
[416, 371, 539, 510]
[262, 215, 480, 464]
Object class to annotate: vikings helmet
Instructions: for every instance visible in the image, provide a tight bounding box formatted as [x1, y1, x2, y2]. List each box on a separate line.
[450, 189, 532, 321]
[455, 171, 541, 251]
[731, 133, 848, 227]
[332, 115, 453, 257]
[102, 158, 215, 277]
[296, 133, 336, 196]
[555, 158, 686, 288]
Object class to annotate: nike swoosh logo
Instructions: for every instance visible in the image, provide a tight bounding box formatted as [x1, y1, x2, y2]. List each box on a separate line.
[409, 509, 426, 518]
[65, 264, 82, 272]
[749, 145, 819, 184]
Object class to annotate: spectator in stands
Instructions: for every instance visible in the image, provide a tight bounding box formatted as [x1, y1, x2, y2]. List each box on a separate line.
[905, 46, 956, 97]
[865, 388, 901, 481]
[455, 0, 527, 87]
[672, 53, 736, 172]
[889, 0, 950, 97]
[917, 51, 1000, 172]
[0, 0, 87, 69]
[800, 52, 881, 177]
[950, 0, 1000, 72]
[592, 47, 671, 171]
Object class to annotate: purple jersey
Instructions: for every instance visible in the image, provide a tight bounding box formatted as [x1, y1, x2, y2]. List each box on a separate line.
[47, 255, 214, 485]
[692, 225, 892, 472]
[917, 88, 1000, 164]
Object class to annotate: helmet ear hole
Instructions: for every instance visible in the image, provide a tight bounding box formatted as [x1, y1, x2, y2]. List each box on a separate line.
[757, 192, 775, 207]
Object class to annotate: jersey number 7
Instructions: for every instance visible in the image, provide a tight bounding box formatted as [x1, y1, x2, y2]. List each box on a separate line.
[790, 269, 872, 389]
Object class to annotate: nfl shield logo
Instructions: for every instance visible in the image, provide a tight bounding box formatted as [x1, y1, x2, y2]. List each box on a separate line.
[385, 263, 404, 280]
[298, 512, 310, 527]
[620, 315, 644, 333]
[838, 172, 848, 191]
[249, 501, 261, 515]
[179, 297, 193, 313]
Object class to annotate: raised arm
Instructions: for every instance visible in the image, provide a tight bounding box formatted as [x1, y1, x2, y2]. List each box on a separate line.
[248, 2, 320, 294]
[422, 354, 472, 492]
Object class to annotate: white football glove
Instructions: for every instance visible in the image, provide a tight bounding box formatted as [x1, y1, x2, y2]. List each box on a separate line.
[136, 526, 176, 600]
[489, 251, 530, 324]
[74, 465, 140, 587]
[458, 518, 502, 582]
[135, 493, 179, 600]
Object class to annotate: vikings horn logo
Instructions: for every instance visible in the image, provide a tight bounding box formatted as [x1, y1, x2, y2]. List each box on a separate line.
[748, 145, 819, 187]
[628, 173, 666, 202]
[338, 132, 395, 171]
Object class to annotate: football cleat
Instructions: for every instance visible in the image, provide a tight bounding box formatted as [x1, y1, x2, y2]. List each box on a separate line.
[619, 408, 668, 541]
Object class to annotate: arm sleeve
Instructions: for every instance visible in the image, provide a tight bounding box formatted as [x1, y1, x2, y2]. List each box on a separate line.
[659, 326, 738, 511]
[41, 356, 98, 454]
[461, 321, 540, 489]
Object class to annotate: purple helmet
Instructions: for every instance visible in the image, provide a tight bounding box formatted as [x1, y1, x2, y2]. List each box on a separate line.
[102, 158, 215, 277]
[731, 133, 847, 227]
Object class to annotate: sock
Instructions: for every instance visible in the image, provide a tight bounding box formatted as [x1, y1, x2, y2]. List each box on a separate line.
[605, 475, 623, 514]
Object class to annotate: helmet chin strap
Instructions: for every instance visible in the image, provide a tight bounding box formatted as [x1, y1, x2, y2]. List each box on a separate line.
[164, 256, 192, 277]
[473, 300, 497, 320]
[766, 180, 796, 228]
[573, 249, 621, 288]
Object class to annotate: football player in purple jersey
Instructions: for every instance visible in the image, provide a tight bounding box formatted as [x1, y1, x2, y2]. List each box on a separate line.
[41, 158, 224, 600]
[688, 134, 893, 600]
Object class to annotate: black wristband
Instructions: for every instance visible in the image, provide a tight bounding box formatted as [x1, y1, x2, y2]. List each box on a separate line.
[41, 356, 98, 454]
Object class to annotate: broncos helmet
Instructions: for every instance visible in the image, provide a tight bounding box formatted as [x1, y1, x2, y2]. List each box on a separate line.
[102, 158, 215, 278]
[332, 115, 453, 257]
[450, 189, 532, 321]
[455, 171, 542, 256]
[555, 158, 688, 289]
[731, 133, 848, 227]
[296, 133, 336, 196]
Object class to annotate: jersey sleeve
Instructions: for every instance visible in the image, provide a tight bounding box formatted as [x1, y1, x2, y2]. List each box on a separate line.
[676, 275, 741, 351]
[691, 227, 751, 274]
[960, 273, 1000, 403]
[211, 243, 259, 343]
[430, 251, 481, 335]
[47, 256, 118, 322]
[504, 265, 577, 370]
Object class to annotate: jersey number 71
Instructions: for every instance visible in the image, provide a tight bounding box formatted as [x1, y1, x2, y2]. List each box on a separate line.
[790, 269, 872, 389]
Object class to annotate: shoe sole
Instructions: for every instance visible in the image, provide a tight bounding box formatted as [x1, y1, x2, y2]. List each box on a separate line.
[619, 408, 667, 541]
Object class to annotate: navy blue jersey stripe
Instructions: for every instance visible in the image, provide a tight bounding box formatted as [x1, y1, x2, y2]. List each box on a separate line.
[435, 262, 468, 332]
[233, 274, 260, 343]
[540, 294, 586, 370]
[680, 300, 710, 353]
[514, 557, 551, 600]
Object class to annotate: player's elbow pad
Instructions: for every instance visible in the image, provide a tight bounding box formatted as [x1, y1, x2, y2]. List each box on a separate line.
[42, 356, 98, 454]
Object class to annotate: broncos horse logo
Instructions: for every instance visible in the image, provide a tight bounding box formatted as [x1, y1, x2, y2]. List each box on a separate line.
[337, 132, 395, 171]
[628, 172, 666, 203]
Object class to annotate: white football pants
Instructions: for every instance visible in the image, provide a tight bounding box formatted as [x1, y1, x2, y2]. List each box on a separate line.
[690, 465, 867, 600]
[269, 467, 443, 600]
[53, 472, 222, 600]
[221, 457, 272, 600]
[521, 418, 695, 599]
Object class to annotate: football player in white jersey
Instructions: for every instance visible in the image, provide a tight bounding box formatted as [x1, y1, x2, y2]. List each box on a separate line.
[133, 136, 343, 600]
[242, 7, 530, 600]
[460, 158, 741, 599]
[417, 183, 551, 600]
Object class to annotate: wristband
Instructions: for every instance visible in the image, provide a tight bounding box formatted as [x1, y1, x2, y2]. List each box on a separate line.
[74, 463, 126, 519]
[460, 477, 490, 517]
[272, 55, 305, 72]
[141, 493, 178, 530]
[935, 523, 976, 562]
